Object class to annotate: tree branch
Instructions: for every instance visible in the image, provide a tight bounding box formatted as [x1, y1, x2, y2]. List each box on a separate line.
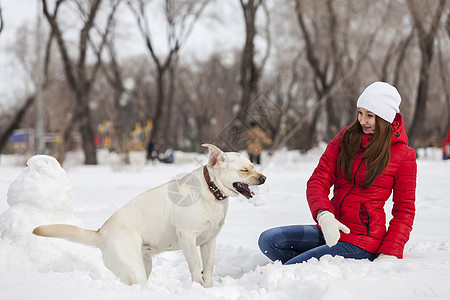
[294, 0, 325, 89]
[87, 0, 120, 88]
[42, 0, 78, 93]
[127, 0, 162, 70]
[258, 0, 271, 74]
[78, 0, 102, 72]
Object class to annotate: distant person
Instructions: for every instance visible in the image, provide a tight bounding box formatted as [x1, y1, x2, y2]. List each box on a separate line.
[245, 122, 272, 164]
[147, 140, 174, 164]
[159, 148, 174, 164]
[146, 139, 157, 161]
[259, 81, 417, 263]
[442, 126, 450, 160]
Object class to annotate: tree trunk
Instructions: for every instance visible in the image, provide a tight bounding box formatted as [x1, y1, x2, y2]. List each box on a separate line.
[406, 0, 446, 147]
[305, 108, 321, 150]
[79, 102, 97, 165]
[446, 11, 450, 40]
[407, 51, 432, 147]
[325, 94, 340, 141]
[42, 0, 117, 164]
[151, 69, 166, 146]
[237, 0, 261, 125]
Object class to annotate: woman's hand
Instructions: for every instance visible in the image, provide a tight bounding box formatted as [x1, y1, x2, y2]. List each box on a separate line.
[317, 211, 350, 247]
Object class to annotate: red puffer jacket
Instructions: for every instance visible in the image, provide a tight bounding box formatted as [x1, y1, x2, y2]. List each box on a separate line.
[307, 113, 416, 258]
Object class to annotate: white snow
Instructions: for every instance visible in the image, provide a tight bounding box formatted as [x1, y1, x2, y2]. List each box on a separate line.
[0, 147, 449, 300]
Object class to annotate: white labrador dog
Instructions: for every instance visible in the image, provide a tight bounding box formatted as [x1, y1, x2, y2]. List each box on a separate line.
[33, 144, 266, 287]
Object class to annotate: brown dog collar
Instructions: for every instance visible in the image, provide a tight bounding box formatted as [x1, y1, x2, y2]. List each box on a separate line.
[203, 166, 228, 201]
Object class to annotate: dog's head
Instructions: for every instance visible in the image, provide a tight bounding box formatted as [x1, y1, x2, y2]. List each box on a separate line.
[202, 144, 266, 199]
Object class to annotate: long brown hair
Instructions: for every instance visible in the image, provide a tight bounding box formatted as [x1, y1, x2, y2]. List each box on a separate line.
[337, 115, 392, 189]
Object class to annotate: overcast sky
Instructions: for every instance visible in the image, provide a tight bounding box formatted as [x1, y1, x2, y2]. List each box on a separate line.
[0, 0, 245, 110]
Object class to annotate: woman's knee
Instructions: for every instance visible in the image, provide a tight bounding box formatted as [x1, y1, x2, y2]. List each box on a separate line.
[258, 227, 276, 250]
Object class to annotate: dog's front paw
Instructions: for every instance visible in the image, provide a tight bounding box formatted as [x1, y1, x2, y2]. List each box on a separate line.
[192, 274, 206, 287]
[202, 276, 213, 288]
[192, 274, 213, 288]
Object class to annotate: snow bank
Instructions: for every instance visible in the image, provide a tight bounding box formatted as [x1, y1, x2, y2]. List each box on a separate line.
[0, 155, 79, 239]
[0, 151, 449, 299]
[0, 155, 106, 277]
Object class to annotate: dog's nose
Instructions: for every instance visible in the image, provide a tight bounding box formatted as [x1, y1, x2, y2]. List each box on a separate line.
[258, 175, 266, 184]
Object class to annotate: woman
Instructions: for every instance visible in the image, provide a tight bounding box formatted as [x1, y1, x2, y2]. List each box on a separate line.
[259, 81, 416, 264]
[442, 126, 450, 160]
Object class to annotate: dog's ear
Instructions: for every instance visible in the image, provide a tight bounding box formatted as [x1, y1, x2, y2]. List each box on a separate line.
[202, 144, 225, 167]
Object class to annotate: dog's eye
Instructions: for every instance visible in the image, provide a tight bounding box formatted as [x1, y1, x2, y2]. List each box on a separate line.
[241, 169, 249, 173]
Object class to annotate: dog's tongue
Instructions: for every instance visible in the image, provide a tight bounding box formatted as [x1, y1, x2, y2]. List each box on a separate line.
[240, 183, 254, 197]
[233, 182, 254, 199]
[232, 182, 266, 206]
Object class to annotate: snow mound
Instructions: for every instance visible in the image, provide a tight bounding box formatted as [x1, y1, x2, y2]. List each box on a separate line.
[7, 155, 73, 209]
[0, 155, 106, 276]
[0, 155, 80, 240]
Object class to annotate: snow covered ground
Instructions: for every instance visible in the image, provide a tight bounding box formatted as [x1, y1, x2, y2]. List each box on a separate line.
[0, 147, 449, 300]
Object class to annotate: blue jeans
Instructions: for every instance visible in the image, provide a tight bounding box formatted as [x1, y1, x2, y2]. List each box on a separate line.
[258, 225, 376, 264]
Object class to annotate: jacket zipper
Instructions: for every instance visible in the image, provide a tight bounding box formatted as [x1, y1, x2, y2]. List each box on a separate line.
[338, 158, 364, 220]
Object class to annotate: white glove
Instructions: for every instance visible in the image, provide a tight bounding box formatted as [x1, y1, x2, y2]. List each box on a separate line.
[317, 211, 350, 247]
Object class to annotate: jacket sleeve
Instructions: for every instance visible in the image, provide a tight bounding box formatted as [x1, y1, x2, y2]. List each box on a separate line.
[377, 147, 417, 258]
[306, 129, 345, 221]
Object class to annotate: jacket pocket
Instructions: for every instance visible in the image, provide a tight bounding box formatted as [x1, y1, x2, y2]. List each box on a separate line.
[359, 203, 370, 236]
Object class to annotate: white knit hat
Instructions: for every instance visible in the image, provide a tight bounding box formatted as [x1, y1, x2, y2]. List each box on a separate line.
[356, 81, 401, 123]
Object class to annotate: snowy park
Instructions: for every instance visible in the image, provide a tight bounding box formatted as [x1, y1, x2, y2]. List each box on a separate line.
[0, 147, 449, 300]
[1, 1, 450, 299]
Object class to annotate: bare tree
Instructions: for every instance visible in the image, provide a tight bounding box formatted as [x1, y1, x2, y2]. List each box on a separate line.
[177, 61, 221, 149]
[102, 37, 131, 160]
[294, 0, 384, 142]
[266, 51, 316, 151]
[0, 12, 57, 154]
[127, 0, 210, 149]
[406, 0, 446, 147]
[5, 0, 450, 156]
[377, 27, 415, 87]
[236, 0, 271, 125]
[42, 0, 120, 164]
[237, 0, 261, 125]
[176, 54, 241, 150]
[99, 22, 153, 162]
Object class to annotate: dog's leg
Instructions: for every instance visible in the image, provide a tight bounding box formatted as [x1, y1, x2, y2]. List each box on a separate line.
[102, 230, 147, 285]
[142, 247, 153, 279]
[176, 230, 204, 286]
[200, 237, 216, 288]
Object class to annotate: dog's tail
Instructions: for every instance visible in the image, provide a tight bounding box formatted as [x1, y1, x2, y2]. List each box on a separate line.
[33, 224, 100, 247]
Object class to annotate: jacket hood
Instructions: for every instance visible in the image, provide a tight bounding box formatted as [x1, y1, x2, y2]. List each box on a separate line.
[360, 113, 408, 147]
[391, 113, 408, 145]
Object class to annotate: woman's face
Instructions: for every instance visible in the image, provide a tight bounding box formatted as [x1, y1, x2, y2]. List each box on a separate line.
[358, 107, 376, 134]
